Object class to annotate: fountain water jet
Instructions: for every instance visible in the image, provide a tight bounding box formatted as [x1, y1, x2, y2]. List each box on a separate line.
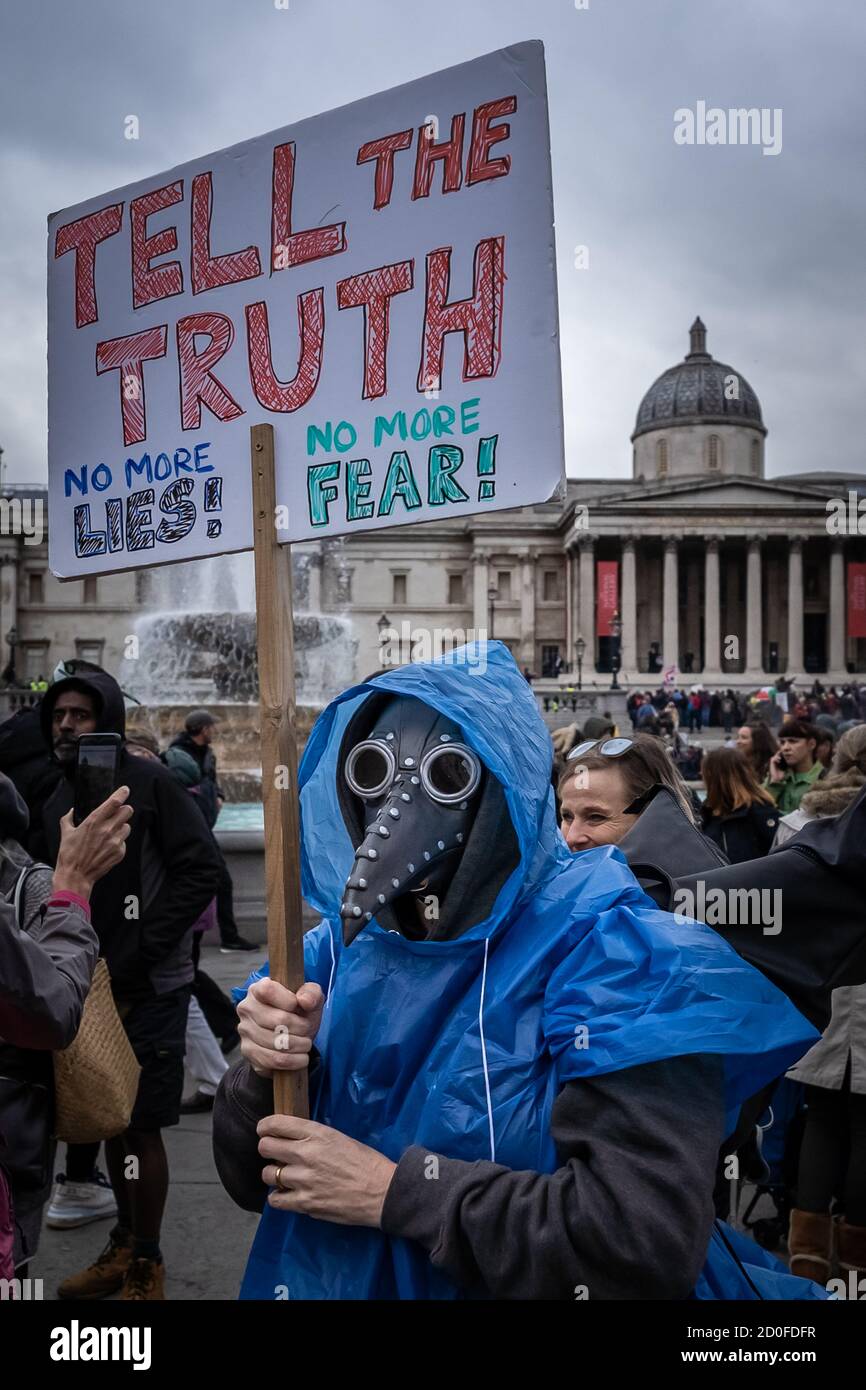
[120, 547, 357, 800]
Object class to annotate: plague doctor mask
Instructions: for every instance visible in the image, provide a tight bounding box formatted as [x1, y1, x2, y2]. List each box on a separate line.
[336, 694, 487, 946]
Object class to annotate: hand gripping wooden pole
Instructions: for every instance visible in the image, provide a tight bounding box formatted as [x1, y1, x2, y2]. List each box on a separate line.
[250, 423, 309, 1118]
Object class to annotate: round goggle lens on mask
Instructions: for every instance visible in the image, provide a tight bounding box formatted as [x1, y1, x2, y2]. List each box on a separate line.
[344, 740, 396, 799]
[420, 743, 481, 804]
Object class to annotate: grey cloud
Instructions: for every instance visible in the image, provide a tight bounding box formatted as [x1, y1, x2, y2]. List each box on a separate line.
[1, 0, 863, 483]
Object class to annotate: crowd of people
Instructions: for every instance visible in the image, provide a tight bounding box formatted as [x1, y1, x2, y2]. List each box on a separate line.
[626, 679, 866, 737]
[1, 645, 865, 1302]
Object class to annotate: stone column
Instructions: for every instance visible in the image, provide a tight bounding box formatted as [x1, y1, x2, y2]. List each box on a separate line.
[518, 549, 536, 670]
[829, 539, 846, 673]
[704, 537, 721, 673]
[662, 537, 679, 673]
[621, 537, 637, 674]
[565, 549, 573, 666]
[787, 538, 804, 674]
[0, 546, 19, 678]
[577, 537, 595, 672]
[472, 552, 490, 633]
[746, 538, 763, 673]
[571, 545, 581, 663]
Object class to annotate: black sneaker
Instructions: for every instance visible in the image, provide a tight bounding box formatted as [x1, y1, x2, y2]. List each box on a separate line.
[219, 936, 258, 953]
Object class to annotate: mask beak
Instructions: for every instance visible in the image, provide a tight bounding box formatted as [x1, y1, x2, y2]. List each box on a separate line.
[339, 784, 466, 946]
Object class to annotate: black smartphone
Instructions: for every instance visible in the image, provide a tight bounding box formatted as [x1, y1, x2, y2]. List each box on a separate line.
[776, 752, 788, 771]
[73, 733, 122, 825]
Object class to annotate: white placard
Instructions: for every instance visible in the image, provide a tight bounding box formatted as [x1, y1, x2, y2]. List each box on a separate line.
[47, 41, 563, 578]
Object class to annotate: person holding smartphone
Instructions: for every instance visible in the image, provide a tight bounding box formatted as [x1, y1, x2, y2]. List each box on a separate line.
[764, 718, 825, 815]
[34, 668, 221, 1301]
[0, 778, 133, 1277]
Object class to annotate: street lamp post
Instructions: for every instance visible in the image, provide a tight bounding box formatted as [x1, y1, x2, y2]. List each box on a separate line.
[575, 634, 586, 692]
[609, 611, 622, 692]
[377, 612, 391, 667]
[487, 585, 498, 640]
[3, 625, 18, 687]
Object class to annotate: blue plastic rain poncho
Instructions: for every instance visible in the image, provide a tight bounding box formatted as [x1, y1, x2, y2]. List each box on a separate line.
[239, 641, 824, 1300]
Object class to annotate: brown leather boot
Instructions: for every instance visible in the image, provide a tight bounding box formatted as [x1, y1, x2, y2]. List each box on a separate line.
[121, 1255, 166, 1300]
[57, 1230, 133, 1300]
[837, 1220, 866, 1276]
[788, 1208, 832, 1284]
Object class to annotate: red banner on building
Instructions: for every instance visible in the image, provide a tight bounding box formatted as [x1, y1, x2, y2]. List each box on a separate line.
[596, 561, 619, 637]
[849, 563, 866, 639]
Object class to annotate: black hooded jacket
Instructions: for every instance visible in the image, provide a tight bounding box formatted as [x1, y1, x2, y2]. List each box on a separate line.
[0, 768, 31, 846]
[38, 671, 221, 1002]
[0, 704, 63, 859]
[619, 784, 866, 1031]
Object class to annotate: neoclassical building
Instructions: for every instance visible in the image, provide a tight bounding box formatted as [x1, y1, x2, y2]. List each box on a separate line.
[2, 318, 864, 696]
[307, 318, 866, 685]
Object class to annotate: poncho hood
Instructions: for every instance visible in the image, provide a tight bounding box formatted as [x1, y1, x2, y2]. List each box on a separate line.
[298, 640, 560, 943]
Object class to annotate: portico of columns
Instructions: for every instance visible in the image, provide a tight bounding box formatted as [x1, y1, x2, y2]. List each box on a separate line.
[563, 532, 848, 682]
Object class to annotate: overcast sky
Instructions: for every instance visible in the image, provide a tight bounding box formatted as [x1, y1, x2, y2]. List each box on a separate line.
[2, 0, 864, 485]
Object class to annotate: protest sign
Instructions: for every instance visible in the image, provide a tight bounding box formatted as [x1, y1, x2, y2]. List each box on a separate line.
[47, 40, 563, 578]
[47, 42, 564, 1118]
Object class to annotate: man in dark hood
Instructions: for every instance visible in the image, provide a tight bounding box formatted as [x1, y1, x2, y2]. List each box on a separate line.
[0, 659, 110, 859]
[38, 668, 220, 1301]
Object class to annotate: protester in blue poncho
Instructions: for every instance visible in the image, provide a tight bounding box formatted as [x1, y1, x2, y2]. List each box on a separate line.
[213, 642, 826, 1300]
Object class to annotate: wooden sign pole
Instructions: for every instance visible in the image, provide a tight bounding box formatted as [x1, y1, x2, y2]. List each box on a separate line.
[250, 423, 309, 1119]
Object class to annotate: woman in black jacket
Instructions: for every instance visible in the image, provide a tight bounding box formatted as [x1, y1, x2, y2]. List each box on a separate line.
[700, 748, 779, 863]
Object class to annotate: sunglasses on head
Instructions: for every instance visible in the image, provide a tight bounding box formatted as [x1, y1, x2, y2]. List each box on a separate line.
[567, 737, 634, 762]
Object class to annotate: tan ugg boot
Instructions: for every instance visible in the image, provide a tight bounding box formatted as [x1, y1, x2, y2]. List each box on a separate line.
[788, 1208, 833, 1284]
[837, 1220, 866, 1276]
[57, 1230, 133, 1300]
[120, 1255, 166, 1300]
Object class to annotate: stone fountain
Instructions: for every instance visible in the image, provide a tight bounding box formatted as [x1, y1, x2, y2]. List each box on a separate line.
[120, 547, 356, 803]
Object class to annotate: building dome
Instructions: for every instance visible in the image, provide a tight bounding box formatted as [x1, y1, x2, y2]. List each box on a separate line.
[632, 318, 766, 441]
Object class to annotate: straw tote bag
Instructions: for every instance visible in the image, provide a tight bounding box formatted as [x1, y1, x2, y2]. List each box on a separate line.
[53, 958, 141, 1143]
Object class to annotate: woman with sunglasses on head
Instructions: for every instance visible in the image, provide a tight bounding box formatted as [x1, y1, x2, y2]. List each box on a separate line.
[558, 732, 695, 853]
